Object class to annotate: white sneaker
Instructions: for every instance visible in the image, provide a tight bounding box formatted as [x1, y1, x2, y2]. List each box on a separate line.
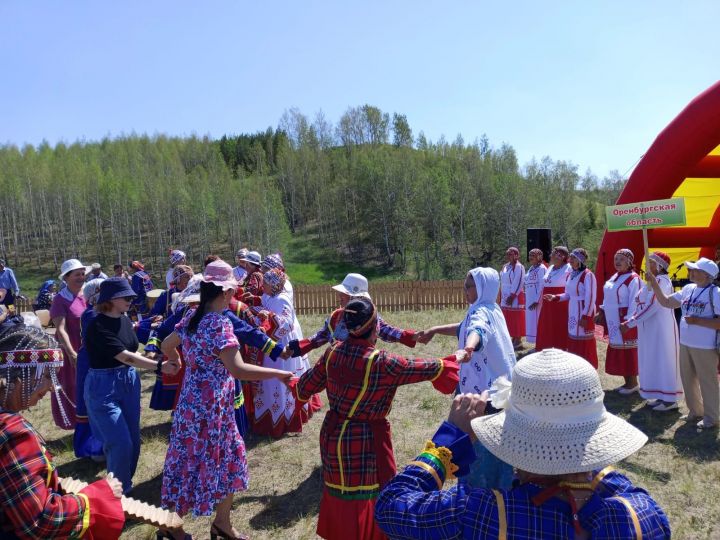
[616, 385, 639, 395]
[696, 419, 718, 430]
[645, 399, 660, 407]
[652, 402, 679, 412]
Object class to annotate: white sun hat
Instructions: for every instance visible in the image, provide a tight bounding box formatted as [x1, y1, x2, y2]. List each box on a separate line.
[471, 348, 648, 475]
[331, 273, 371, 299]
[59, 259, 87, 281]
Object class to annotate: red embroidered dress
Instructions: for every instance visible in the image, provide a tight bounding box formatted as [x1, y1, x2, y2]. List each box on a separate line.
[0, 411, 124, 539]
[290, 338, 459, 540]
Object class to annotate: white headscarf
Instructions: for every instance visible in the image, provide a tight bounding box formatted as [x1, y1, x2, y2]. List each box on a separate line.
[458, 267, 516, 387]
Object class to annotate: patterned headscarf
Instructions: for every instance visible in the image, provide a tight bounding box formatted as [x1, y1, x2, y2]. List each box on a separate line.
[570, 249, 587, 264]
[615, 248, 634, 265]
[169, 249, 186, 265]
[171, 265, 194, 285]
[649, 251, 671, 270]
[262, 253, 285, 272]
[130, 261, 144, 271]
[553, 246, 569, 262]
[82, 278, 105, 306]
[263, 268, 287, 296]
[529, 248, 543, 259]
[345, 298, 378, 338]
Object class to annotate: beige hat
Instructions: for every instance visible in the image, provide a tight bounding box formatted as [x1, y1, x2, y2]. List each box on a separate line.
[471, 348, 648, 475]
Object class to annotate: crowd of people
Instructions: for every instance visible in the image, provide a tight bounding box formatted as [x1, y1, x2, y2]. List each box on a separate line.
[4, 242, 716, 539]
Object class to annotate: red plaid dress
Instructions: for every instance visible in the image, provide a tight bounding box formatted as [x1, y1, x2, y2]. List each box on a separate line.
[290, 337, 459, 540]
[0, 411, 124, 539]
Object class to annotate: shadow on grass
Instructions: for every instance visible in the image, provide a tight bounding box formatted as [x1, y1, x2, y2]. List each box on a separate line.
[668, 423, 720, 461]
[244, 466, 323, 529]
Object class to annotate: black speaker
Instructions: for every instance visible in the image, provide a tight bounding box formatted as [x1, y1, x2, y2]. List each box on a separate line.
[527, 228, 552, 262]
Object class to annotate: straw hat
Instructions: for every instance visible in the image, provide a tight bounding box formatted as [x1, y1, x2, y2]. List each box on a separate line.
[471, 349, 648, 475]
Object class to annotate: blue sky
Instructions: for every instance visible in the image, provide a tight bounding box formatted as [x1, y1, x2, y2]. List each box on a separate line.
[1, 1, 717, 178]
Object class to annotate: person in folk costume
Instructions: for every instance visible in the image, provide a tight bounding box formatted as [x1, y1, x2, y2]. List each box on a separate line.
[261, 253, 294, 304]
[150, 265, 194, 320]
[33, 279, 57, 311]
[544, 248, 598, 368]
[49, 258, 88, 430]
[165, 250, 187, 290]
[374, 351, 672, 540]
[237, 251, 264, 300]
[647, 257, 720, 430]
[74, 278, 105, 461]
[128, 261, 154, 320]
[597, 248, 642, 394]
[620, 251, 683, 412]
[288, 297, 463, 540]
[499, 247, 526, 349]
[0, 322, 125, 539]
[421, 267, 517, 489]
[245, 268, 321, 437]
[159, 261, 293, 540]
[233, 248, 249, 282]
[535, 246, 572, 352]
[524, 248, 548, 347]
[284, 273, 421, 359]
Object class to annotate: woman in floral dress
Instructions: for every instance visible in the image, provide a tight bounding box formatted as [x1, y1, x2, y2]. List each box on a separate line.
[160, 260, 293, 540]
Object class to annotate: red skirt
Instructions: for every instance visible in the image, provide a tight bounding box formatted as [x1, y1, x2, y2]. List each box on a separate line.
[605, 346, 638, 376]
[535, 287, 568, 351]
[250, 393, 322, 438]
[502, 307, 526, 338]
[316, 489, 388, 540]
[567, 336, 598, 369]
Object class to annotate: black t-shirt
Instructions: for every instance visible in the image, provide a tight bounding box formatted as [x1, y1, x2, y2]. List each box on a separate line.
[85, 313, 139, 369]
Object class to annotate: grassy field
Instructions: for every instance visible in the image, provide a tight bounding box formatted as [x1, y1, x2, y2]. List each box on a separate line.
[23, 309, 720, 539]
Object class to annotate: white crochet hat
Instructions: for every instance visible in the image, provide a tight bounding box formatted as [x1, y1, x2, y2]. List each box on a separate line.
[471, 348, 648, 475]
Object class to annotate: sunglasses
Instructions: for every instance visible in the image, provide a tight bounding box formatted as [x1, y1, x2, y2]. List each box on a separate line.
[119, 296, 134, 302]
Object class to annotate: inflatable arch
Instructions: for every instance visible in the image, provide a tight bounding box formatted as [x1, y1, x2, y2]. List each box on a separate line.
[596, 80, 720, 301]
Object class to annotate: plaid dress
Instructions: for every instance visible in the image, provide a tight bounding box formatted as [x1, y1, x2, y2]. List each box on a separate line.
[291, 338, 458, 540]
[0, 411, 124, 539]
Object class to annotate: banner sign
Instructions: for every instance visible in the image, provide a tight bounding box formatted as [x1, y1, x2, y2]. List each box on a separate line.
[605, 197, 686, 231]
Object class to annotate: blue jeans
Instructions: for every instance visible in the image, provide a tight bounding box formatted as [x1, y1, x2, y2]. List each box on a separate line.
[85, 365, 141, 494]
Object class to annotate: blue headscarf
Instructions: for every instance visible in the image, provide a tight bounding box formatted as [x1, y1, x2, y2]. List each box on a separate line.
[38, 280, 56, 296]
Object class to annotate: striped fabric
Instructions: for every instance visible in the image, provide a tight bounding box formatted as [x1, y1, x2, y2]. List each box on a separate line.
[376, 428, 672, 540]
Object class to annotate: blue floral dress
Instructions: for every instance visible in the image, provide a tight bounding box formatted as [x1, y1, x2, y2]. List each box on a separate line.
[161, 310, 249, 517]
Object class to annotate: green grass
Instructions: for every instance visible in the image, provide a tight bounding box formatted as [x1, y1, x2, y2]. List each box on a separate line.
[21, 309, 720, 539]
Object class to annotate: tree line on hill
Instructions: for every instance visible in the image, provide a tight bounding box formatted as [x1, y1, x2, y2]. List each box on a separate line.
[0, 105, 624, 280]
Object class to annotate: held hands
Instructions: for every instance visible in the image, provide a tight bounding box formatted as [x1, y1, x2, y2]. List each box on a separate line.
[505, 293, 515, 306]
[619, 321, 629, 334]
[528, 302, 539, 311]
[416, 329, 435, 344]
[280, 346, 293, 359]
[447, 392, 488, 440]
[578, 317, 588, 329]
[160, 359, 181, 376]
[277, 371, 295, 386]
[105, 472, 123, 499]
[453, 349, 471, 363]
[542, 294, 555, 302]
[685, 316, 700, 325]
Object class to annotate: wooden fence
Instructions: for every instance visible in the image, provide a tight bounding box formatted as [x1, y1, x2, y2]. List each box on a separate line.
[11, 280, 467, 317]
[294, 280, 466, 315]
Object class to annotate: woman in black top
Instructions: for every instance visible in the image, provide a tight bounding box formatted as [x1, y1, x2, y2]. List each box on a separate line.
[85, 277, 178, 494]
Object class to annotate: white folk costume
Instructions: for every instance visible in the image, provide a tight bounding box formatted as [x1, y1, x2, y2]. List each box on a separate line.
[459, 268, 516, 394]
[524, 263, 547, 345]
[251, 270, 319, 437]
[601, 270, 641, 377]
[536, 262, 571, 351]
[627, 274, 682, 402]
[500, 261, 525, 339]
[557, 266, 598, 368]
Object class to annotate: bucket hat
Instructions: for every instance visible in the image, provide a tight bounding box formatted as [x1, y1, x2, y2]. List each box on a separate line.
[59, 259, 87, 281]
[97, 277, 138, 304]
[332, 273, 371, 299]
[471, 348, 647, 475]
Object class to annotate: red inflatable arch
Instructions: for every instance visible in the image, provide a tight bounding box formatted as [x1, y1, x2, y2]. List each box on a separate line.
[596, 80, 720, 302]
